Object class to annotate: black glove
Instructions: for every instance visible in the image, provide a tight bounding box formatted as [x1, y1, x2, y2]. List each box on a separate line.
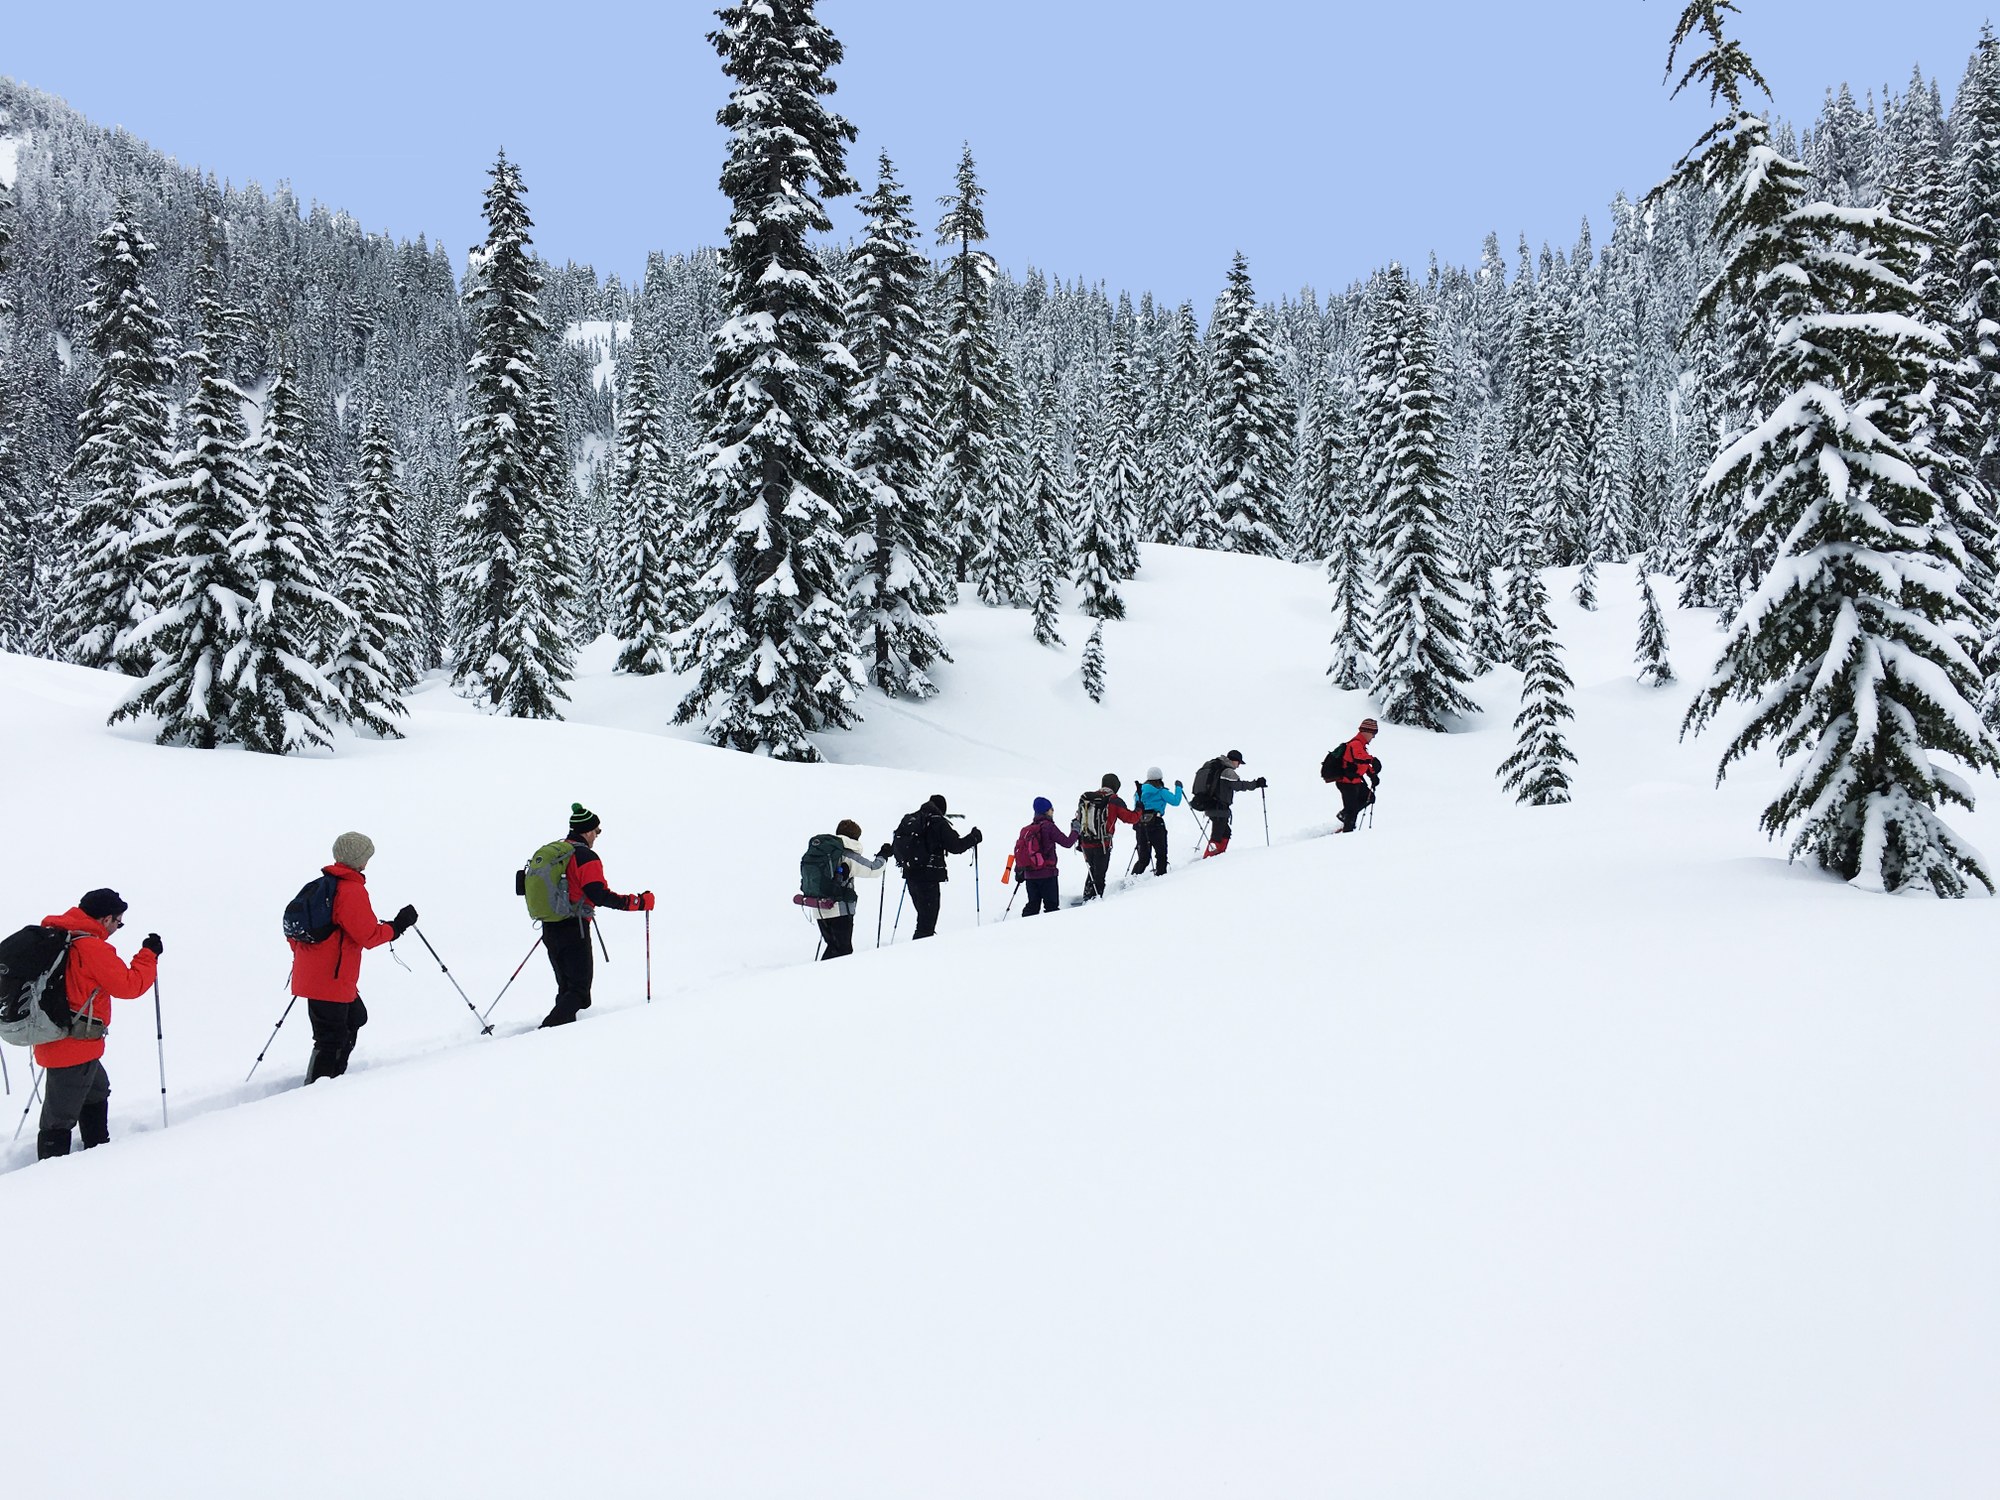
[1174, 780, 1184, 790]
[1253, 778, 1269, 791]
[968, 828, 984, 847]
[877, 843, 894, 861]
[391, 904, 418, 936]
[1368, 772, 1380, 789]
[141, 933, 163, 956]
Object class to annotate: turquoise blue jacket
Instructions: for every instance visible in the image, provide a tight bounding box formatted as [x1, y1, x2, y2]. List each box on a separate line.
[1137, 781, 1183, 815]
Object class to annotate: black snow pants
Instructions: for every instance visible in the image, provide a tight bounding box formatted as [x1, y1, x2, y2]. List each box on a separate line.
[1022, 875, 1061, 916]
[1080, 845, 1114, 901]
[539, 920, 596, 1027]
[818, 914, 855, 959]
[38, 1059, 111, 1159]
[1338, 781, 1375, 833]
[1131, 818, 1169, 875]
[305, 997, 369, 1083]
[904, 873, 944, 939]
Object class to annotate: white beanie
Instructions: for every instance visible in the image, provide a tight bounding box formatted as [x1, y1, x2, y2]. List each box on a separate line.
[1146, 766, 1164, 782]
[332, 831, 376, 870]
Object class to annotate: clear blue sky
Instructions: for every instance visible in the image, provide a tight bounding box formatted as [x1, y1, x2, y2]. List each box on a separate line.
[5, 2, 1993, 305]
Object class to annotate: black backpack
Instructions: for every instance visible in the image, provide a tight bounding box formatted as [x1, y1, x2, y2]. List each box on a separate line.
[1321, 749, 1343, 783]
[891, 810, 927, 869]
[283, 873, 340, 945]
[0, 925, 79, 1048]
[1076, 790, 1112, 841]
[800, 834, 854, 903]
[1190, 758, 1223, 812]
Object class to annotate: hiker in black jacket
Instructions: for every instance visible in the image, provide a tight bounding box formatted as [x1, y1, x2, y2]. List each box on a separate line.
[894, 794, 982, 940]
[1189, 750, 1266, 857]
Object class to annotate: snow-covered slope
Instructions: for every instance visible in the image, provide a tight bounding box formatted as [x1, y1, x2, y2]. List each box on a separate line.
[2, 551, 1994, 1499]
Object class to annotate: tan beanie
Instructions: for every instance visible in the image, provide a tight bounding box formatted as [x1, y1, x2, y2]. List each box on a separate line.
[332, 831, 376, 870]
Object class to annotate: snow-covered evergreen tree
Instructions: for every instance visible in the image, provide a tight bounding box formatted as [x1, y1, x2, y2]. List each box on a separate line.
[451, 152, 574, 720]
[1154, 301, 1216, 543]
[58, 200, 176, 672]
[934, 145, 1008, 583]
[844, 152, 951, 698]
[1081, 619, 1106, 702]
[1020, 385, 1068, 648]
[610, 326, 681, 675]
[1326, 488, 1374, 692]
[971, 350, 1031, 607]
[1664, 1, 2000, 894]
[1097, 318, 1145, 577]
[1073, 471, 1125, 620]
[1495, 565, 1576, 805]
[109, 290, 259, 748]
[1204, 252, 1288, 556]
[1363, 265, 1480, 730]
[676, 2, 863, 758]
[1635, 560, 1675, 686]
[326, 406, 419, 737]
[231, 362, 346, 754]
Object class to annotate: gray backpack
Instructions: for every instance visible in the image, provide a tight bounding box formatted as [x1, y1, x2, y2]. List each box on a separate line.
[0, 926, 84, 1047]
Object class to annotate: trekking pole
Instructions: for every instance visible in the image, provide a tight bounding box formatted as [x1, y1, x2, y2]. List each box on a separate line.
[875, 876, 887, 949]
[1261, 786, 1271, 847]
[483, 935, 543, 1023]
[12, 1065, 40, 1143]
[1, 1041, 9, 1096]
[593, 918, 611, 964]
[246, 995, 300, 1082]
[890, 878, 908, 940]
[973, 846, 982, 926]
[644, 910, 653, 1004]
[410, 927, 495, 1036]
[152, 976, 169, 1128]
[1002, 880, 1022, 919]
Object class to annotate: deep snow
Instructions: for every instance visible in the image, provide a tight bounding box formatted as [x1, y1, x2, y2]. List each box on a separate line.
[1, 548, 1995, 1499]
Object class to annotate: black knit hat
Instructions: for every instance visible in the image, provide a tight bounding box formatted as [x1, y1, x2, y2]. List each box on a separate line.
[568, 802, 601, 834]
[927, 793, 948, 813]
[79, 888, 128, 921]
[1101, 772, 1122, 791]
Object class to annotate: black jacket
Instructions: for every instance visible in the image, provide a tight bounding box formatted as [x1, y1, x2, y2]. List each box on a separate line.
[907, 808, 976, 880]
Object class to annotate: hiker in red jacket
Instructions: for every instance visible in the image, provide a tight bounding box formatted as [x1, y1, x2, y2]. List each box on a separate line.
[1325, 718, 1382, 833]
[1014, 797, 1080, 917]
[290, 831, 417, 1084]
[33, 888, 162, 1160]
[1075, 773, 1142, 903]
[539, 803, 653, 1028]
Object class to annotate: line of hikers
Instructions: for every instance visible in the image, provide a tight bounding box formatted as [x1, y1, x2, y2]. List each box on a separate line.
[797, 723, 1383, 957]
[3, 725, 1383, 1159]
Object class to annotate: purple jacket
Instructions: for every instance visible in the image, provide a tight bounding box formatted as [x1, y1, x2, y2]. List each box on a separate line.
[1013, 815, 1078, 879]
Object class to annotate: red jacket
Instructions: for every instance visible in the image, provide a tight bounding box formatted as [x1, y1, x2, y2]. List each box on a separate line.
[1334, 734, 1381, 786]
[289, 864, 396, 1003]
[32, 908, 159, 1069]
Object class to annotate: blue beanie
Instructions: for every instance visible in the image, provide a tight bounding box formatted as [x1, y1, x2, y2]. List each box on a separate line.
[1033, 796, 1053, 816]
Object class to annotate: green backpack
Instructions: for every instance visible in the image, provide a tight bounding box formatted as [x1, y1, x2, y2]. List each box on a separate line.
[521, 840, 582, 921]
[800, 834, 855, 905]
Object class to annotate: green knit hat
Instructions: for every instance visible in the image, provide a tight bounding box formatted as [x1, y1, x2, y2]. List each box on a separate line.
[568, 802, 600, 834]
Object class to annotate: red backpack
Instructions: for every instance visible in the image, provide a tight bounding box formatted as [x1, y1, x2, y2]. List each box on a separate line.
[1012, 822, 1043, 875]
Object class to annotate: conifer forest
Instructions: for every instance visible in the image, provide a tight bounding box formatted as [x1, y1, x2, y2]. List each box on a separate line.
[4, 3, 2000, 893]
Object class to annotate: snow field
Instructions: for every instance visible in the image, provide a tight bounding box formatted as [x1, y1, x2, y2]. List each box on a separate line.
[1, 547, 1996, 1498]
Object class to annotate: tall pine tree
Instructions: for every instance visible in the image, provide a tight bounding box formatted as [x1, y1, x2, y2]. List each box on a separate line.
[610, 326, 682, 675]
[110, 284, 259, 747]
[59, 200, 176, 673]
[676, 2, 863, 758]
[452, 153, 574, 720]
[1495, 564, 1577, 805]
[844, 152, 951, 698]
[1364, 266, 1480, 730]
[328, 406, 419, 737]
[1204, 252, 1288, 556]
[231, 362, 346, 753]
[934, 145, 1008, 585]
[1664, 1, 2000, 894]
